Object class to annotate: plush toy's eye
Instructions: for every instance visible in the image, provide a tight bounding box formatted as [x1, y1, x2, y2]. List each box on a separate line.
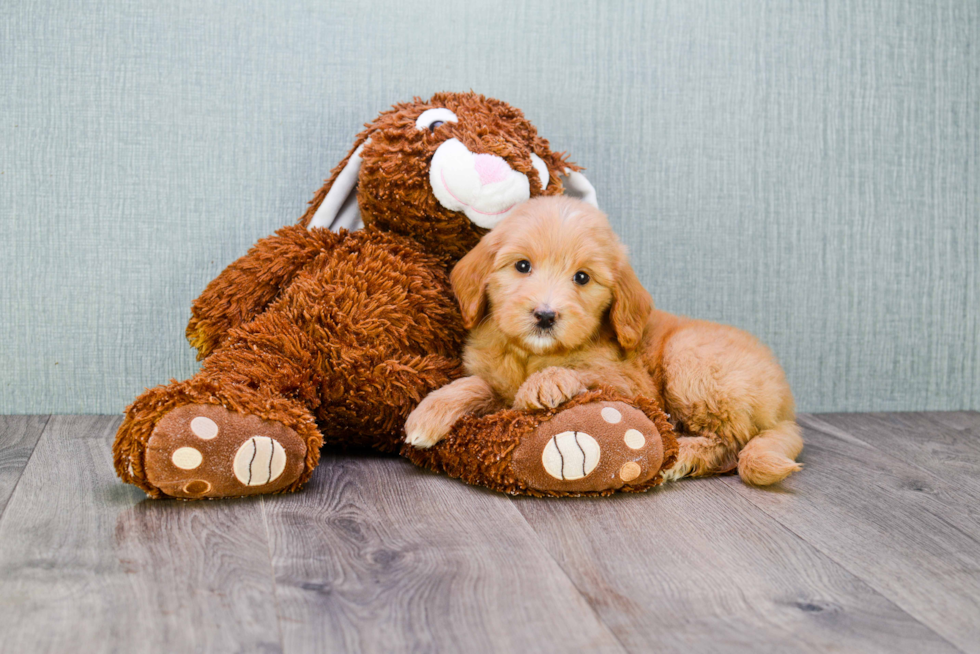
[416, 108, 458, 131]
[515, 260, 532, 274]
[573, 271, 590, 285]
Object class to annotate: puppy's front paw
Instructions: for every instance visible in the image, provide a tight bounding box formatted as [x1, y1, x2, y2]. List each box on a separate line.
[513, 367, 587, 410]
[405, 427, 445, 449]
[404, 406, 450, 449]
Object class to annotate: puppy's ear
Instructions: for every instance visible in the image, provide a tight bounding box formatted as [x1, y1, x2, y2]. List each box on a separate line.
[451, 230, 503, 329]
[610, 252, 652, 351]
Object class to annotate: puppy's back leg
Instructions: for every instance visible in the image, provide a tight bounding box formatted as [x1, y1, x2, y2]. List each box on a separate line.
[657, 320, 801, 485]
[661, 431, 739, 482]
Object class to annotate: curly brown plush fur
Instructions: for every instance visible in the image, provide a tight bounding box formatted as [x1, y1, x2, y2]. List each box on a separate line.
[113, 92, 673, 499]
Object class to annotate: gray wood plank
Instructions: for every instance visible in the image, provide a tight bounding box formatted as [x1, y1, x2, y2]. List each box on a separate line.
[513, 480, 956, 654]
[0, 415, 283, 654]
[816, 412, 980, 497]
[263, 453, 626, 654]
[0, 415, 48, 517]
[932, 411, 980, 432]
[796, 413, 980, 539]
[721, 413, 980, 653]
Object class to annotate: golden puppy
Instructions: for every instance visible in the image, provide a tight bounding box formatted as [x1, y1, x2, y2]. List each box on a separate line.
[405, 196, 802, 486]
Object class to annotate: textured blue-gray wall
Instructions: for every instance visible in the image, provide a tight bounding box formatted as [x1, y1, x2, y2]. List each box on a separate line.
[1, 0, 977, 414]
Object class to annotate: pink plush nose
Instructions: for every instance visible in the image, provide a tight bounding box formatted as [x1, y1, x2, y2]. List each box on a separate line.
[473, 154, 511, 186]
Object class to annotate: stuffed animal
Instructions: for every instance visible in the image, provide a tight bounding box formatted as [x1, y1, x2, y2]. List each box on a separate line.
[113, 92, 677, 499]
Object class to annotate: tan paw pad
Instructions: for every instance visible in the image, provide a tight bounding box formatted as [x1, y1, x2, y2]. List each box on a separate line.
[233, 436, 287, 486]
[171, 446, 203, 470]
[190, 416, 219, 440]
[183, 480, 211, 495]
[541, 431, 601, 480]
[624, 428, 645, 449]
[600, 407, 622, 424]
[619, 461, 641, 482]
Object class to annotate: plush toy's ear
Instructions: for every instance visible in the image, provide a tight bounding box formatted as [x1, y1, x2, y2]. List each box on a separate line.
[308, 142, 368, 232]
[451, 229, 504, 329]
[560, 169, 598, 207]
[609, 251, 652, 351]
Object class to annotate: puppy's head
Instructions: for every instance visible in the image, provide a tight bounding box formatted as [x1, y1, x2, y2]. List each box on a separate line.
[452, 197, 651, 354]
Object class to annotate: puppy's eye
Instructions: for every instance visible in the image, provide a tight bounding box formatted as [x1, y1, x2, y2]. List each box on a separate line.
[429, 121, 444, 131]
[515, 260, 532, 274]
[573, 271, 590, 285]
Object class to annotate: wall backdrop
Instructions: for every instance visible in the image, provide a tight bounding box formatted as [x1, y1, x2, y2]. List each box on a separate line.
[1, 0, 977, 414]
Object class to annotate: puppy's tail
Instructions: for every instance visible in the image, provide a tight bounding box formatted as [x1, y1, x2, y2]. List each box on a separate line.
[737, 420, 803, 486]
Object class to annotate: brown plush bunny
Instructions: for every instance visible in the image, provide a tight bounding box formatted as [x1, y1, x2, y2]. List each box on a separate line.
[113, 92, 676, 499]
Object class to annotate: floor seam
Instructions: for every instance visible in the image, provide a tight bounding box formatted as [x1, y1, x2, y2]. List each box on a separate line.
[504, 496, 632, 654]
[0, 414, 52, 529]
[259, 495, 288, 654]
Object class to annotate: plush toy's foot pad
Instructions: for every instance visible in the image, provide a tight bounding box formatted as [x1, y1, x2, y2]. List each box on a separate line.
[512, 401, 666, 492]
[144, 404, 307, 499]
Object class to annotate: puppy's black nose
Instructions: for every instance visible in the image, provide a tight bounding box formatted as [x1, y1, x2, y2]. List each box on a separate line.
[533, 308, 557, 329]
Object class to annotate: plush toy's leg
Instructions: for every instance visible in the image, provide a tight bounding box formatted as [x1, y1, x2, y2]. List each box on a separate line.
[315, 352, 464, 453]
[401, 389, 678, 497]
[114, 314, 324, 499]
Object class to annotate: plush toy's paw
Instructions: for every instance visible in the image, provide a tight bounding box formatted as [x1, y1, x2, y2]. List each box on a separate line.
[513, 367, 587, 410]
[144, 404, 308, 499]
[512, 401, 666, 492]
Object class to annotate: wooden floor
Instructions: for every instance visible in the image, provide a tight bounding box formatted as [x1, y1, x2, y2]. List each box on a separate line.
[0, 413, 978, 653]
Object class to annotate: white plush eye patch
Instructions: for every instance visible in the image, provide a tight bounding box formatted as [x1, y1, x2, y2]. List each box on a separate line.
[416, 108, 458, 130]
[530, 153, 550, 190]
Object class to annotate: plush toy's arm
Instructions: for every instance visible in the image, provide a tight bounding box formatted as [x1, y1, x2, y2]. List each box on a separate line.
[186, 224, 341, 359]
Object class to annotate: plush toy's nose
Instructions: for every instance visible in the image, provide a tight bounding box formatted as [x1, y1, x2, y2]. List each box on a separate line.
[472, 153, 511, 186]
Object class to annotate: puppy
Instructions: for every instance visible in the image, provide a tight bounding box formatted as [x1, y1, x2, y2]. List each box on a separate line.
[405, 197, 802, 486]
